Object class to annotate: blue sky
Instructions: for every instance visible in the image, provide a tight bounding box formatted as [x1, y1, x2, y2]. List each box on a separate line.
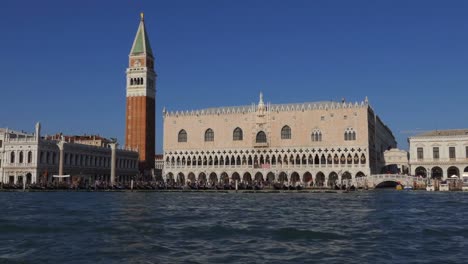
[1, 0, 467, 152]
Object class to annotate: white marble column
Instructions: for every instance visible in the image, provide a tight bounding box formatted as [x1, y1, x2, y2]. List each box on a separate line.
[110, 142, 118, 185]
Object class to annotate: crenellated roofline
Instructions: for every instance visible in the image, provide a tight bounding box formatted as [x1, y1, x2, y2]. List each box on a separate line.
[163, 99, 370, 118]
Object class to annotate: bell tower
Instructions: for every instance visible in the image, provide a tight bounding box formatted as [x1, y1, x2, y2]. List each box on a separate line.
[125, 12, 156, 171]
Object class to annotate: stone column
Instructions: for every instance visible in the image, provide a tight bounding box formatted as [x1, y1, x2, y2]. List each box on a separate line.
[58, 139, 65, 182]
[110, 142, 118, 186]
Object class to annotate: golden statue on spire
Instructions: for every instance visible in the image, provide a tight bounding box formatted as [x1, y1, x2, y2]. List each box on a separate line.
[140, 12, 144, 21]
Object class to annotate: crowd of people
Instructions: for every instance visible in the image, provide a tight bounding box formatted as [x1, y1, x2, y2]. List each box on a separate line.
[0, 179, 356, 191]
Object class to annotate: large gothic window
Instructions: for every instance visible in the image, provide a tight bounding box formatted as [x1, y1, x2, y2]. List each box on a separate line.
[256, 131, 267, 143]
[178, 129, 187, 142]
[281, 125, 291, 139]
[205, 129, 214, 142]
[233, 127, 243, 141]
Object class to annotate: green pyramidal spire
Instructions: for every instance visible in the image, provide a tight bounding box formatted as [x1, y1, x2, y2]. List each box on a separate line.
[130, 12, 153, 57]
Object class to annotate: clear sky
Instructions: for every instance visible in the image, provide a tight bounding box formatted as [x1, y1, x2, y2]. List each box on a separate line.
[1, 0, 467, 152]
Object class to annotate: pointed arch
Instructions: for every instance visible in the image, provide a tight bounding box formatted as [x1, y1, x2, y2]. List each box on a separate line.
[231, 172, 241, 182]
[187, 172, 196, 183]
[256, 131, 267, 143]
[360, 154, 366, 164]
[314, 154, 320, 165]
[354, 154, 359, 164]
[204, 128, 214, 142]
[278, 172, 288, 182]
[209, 172, 218, 183]
[315, 172, 325, 187]
[178, 129, 187, 142]
[243, 172, 252, 183]
[267, 172, 276, 183]
[233, 127, 243, 141]
[328, 172, 338, 186]
[281, 125, 291, 139]
[291, 172, 300, 183]
[254, 172, 264, 182]
[342, 171, 352, 185]
[303, 172, 313, 183]
[220, 172, 229, 183]
[177, 173, 185, 185]
[198, 172, 207, 183]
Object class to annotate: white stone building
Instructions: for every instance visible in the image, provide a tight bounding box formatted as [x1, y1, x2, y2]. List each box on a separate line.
[383, 148, 409, 174]
[163, 94, 396, 186]
[408, 129, 468, 179]
[0, 123, 139, 184]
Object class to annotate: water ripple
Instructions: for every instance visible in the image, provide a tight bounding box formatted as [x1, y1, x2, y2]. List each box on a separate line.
[1, 191, 468, 263]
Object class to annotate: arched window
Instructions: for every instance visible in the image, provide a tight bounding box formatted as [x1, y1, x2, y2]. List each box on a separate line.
[344, 128, 356, 141]
[19, 151, 24, 163]
[178, 129, 187, 142]
[256, 131, 267, 143]
[130, 78, 134, 85]
[10, 151, 15, 163]
[312, 130, 322, 142]
[281, 125, 291, 139]
[205, 128, 214, 142]
[233, 127, 243, 141]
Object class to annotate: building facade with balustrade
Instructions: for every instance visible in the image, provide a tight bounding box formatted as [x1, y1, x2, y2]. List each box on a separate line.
[0, 123, 139, 185]
[163, 94, 396, 186]
[409, 129, 468, 180]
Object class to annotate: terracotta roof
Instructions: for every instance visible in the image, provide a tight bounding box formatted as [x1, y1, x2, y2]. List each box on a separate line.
[414, 129, 468, 137]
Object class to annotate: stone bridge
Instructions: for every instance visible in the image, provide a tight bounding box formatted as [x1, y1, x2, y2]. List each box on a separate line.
[355, 174, 425, 189]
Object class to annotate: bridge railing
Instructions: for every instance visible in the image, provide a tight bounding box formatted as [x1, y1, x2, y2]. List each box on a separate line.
[354, 174, 426, 187]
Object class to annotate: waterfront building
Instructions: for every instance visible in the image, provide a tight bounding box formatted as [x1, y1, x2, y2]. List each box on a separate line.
[125, 13, 156, 171]
[0, 123, 139, 184]
[163, 94, 396, 186]
[408, 129, 468, 179]
[154, 154, 164, 180]
[383, 148, 409, 174]
[46, 134, 112, 147]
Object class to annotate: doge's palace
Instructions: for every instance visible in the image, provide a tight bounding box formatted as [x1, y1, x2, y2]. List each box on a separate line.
[163, 94, 396, 187]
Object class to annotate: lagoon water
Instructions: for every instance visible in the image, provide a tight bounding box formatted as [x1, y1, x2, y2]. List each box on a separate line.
[1, 191, 468, 263]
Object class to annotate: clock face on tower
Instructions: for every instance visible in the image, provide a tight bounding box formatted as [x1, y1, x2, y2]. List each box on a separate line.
[133, 59, 141, 67]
